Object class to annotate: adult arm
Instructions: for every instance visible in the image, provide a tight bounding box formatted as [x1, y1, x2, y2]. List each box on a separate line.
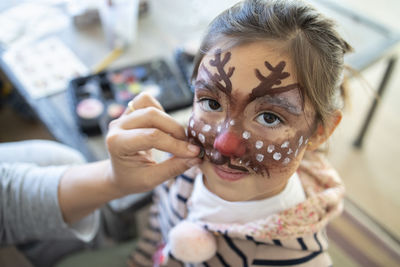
[0, 93, 201, 244]
[58, 93, 201, 224]
[0, 163, 95, 245]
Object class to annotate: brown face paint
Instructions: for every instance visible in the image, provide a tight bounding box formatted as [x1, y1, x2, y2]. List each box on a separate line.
[249, 61, 303, 109]
[189, 49, 316, 178]
[256, 94, 302, 116]
[200, 49, 235, 95]
[188, 113, 314, 178]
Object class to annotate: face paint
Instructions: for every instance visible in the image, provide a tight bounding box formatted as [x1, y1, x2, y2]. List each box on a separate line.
[188, 113, 313, 178]
[200, 48, 235, 95]
[190, 43, 317, 190]
[255, 140, 263, 149]
[281, 141, 289, 148]
[188, 117, 243, 166]
[249, 61, 302, 107]
[242, 131, 251, 140]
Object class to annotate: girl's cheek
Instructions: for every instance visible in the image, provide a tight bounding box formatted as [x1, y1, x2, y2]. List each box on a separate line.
[188, 112, 229, 141]
[248, 132, 310, 173]
[187, 107, 313, 177]
[187, 115, 218, 148]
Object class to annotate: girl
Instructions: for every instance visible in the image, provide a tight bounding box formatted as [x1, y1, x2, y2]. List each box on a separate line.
[130, 0, 351, 265]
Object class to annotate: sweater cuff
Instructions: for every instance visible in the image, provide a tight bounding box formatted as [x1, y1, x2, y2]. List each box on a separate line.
[69, 210, 100, 242]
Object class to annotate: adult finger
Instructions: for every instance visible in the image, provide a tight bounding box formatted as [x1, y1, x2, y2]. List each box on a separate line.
[123, 92, 164, 115]
[119, 107, 187, 140]
[146, 156, 202, 186]
[109, 128, 200, 158]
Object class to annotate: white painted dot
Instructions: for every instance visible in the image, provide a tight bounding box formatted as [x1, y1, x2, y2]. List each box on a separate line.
[202, 124, 212, 132]
[239, 159, 243, 165]
[245, 161, 250, 166]
[287, 148, 293, 155]
[213, 151, 221, 159]
[255, 140, 264, 149]
[281, 141, 289, 148]
[298, 136, 304, 146]
[256, 154, 264, 162]
[230, 120, 235, 126]
[283, 158, 290, 165]
[191, 130, 196, 137]
[242, 131, 251, 140]
[198, 133, 205, 143]
[267, 144, 275, 153]
[294, 148, 299, 157]
[253, 167, 258, 172]
[189, 119, 194, 128]
[217, 125, 222, 133]
[305, 138, 309, 145]
[273, 152, 282, 161]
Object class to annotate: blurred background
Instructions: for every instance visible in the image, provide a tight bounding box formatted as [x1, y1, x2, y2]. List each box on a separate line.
[0, 0, 399, 266]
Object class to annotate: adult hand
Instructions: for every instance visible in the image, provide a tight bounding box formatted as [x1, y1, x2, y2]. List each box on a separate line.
[59, 93, 200, 224]
[105, 93, 201, 195]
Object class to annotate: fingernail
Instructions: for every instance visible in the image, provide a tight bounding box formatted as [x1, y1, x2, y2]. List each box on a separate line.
[186, 158, 201, 167]
[188, 144, 200, 154]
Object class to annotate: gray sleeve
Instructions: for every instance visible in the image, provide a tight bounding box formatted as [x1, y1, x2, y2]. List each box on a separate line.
[0, 162, 97, 245]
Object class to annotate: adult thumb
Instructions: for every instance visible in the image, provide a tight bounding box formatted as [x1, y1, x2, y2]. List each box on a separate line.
[150, 157, 201, 185]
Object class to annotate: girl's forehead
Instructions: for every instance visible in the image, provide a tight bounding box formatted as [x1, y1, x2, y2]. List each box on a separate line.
[200, 42, 297, 95]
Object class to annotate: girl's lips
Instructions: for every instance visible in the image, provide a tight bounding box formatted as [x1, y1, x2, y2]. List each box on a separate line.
[213, 164, 248, 182]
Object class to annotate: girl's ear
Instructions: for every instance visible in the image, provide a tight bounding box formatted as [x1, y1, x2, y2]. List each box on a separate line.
[307, 110, 342, 151]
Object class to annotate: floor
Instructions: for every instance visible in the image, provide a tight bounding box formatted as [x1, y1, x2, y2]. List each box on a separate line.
[327, 60, 400, 240]
[326, 0, 400, 240]
[0, 105, 54, 142]
[0, 0, 399, 247]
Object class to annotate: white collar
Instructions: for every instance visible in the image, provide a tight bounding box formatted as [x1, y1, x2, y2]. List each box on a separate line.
[187, 172, 306, 224]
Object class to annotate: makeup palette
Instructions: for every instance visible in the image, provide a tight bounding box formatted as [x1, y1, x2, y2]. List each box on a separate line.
[69, 59, 193, 135]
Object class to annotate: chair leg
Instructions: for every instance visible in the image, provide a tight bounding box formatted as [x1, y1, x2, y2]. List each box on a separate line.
[353, 56, 398, 148]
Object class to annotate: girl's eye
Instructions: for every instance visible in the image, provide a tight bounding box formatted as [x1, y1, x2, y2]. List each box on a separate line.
[198, 98, 222, 112]
[256, 112, 282, 127]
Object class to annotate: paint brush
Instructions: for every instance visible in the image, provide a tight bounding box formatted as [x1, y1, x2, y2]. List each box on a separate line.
[92, 45, 124, 73]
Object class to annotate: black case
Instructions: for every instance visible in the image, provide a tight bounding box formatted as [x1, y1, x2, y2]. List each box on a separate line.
[68, 59, 194, 135]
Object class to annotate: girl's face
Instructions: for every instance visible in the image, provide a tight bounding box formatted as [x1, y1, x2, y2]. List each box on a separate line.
[188, 41, 317, 201]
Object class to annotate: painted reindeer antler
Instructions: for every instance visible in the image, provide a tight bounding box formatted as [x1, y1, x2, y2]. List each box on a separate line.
[249, 61, 300, 101]
[200, 49, 235, 95]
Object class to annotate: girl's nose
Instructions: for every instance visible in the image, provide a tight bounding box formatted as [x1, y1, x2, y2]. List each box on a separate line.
[213, 131, 246, 157]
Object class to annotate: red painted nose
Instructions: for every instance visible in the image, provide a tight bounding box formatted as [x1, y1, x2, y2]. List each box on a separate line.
[213, 131, 246, 157]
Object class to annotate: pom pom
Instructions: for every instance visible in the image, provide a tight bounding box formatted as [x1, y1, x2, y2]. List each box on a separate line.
[169, 221, 217, 263]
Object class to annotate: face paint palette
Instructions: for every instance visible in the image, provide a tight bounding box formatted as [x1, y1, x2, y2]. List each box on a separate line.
[69, 59, 193, 135]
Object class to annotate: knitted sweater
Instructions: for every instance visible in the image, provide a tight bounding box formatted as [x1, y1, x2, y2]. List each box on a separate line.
[129, 152, 345, 266]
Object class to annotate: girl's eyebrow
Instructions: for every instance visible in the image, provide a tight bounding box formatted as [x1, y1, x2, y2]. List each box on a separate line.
[257, 94, 302, 116]
[194, 79, 223, 96]
[248, 60, 304, 110]
[195, 79, 301, 115]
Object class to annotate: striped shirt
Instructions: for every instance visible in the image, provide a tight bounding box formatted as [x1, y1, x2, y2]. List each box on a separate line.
[129, 152, 344, 266]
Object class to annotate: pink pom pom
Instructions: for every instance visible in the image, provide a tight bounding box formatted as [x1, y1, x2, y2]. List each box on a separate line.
[169, 221, 217, 263]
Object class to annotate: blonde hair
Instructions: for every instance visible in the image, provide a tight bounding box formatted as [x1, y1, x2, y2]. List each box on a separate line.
[191, 0, 352, 130]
